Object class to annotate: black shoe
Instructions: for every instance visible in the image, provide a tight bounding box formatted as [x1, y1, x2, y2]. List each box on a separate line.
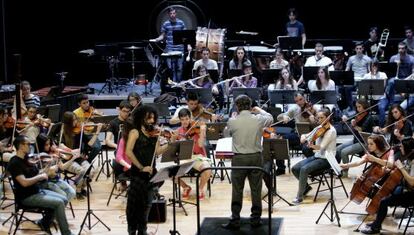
[275, 170, 286, 176]
[303, 185, 312, 196]
[251, 220, 262, 228]
[76, 192, 85, 200]
[360, 226, 380, 234]
[221, 222, 240, 230]
[35, 220, 52, 235]
[81, 189, 87, 196]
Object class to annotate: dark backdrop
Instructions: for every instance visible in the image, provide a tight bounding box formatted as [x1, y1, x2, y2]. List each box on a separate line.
[0, 0, 410, 89]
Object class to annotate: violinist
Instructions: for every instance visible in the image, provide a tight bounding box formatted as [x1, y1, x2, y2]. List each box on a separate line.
[6, 135, 74, 235]
[291, 108, 336, 204]
[358, 138, 414, 234]
[16, 106, 42, 153]
[373, 104, 413, 148]
[60, 111, 92, 200]
[336, 99, 375, 177]
[0, 108, 14, 163]
[170, 91, 218, 125]
[36, 134, 76, 201]
[73, 94, 104, 123]
[127, 92, 142, 116]
[106, 101, 132, 150]
[172, 108, 211, 200]
[340, 135, 394, 171]
[124, 105, 170, 235]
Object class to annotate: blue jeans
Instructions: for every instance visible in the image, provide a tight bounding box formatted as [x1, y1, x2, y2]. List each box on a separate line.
[83, 134, 101, 163]
[336, 140, 364, 164]
[22, 189, 72, 235]
[40, 179, 76, 201]
[291, 156, 330, 199]
[400, 96, 414, 110]
[167, 56, 183, 82]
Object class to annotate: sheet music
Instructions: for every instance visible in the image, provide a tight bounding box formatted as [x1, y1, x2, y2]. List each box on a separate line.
[215, 137, 233, 153]
[150, 161, 195, 184]
[325, 151, 342, 176]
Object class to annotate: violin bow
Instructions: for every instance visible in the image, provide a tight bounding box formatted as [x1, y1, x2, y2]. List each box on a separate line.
[344, 103, 379, 122]
[342, 118, 370, 154]
[382, 112, 414, 130]
[304, 112, 334, 140]
[150, 125, 164, 168]
[184, 120, 200, 137]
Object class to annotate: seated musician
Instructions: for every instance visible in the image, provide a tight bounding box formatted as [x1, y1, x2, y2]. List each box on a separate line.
[73, 94, 103, 163]
[170, 92, 218, 125]
[291, 108, 336, 204]
[60, 111, 94, 200]
[336, 99, 375, 177]
[19, 80, 40, 117]
[373, 105, 413, 151]
[229, 61, 257, 90]
[269, 48, 289, 70]
[7, 135, 74, 235]
[297, 43, 334, 85]
[229, 46, 251, 70]
[308, 67, 336, 111]
[172, 108, 212, 200]
[36, 134, 76, 201]
[16, 105, 43, 154]
[127, 92, 142, 116]
[267, 67, 298, 90]
[358, 138, 414, 234]
[0, 108, 14, 162]
[190, 65, 215, 89]
[340, 135, 394, 171]
[193, 47, 218, 71]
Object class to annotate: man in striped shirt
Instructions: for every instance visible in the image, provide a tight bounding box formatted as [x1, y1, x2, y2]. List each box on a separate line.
[151, 7, 186, 82]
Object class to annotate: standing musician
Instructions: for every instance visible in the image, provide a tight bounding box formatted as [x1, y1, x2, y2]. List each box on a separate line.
[170, 91, 218, 125]
[292, 108, 336, 204]
[358, 138, 414, 234]
[336, 99, 375, 177]
[172, 108, 212, 200]
[221, 95, 273, 230]
[124, 105, 170, 235]
[7, 135, 74, 235]
[73, 94, 102, 163]
[373, 105, 413, 149]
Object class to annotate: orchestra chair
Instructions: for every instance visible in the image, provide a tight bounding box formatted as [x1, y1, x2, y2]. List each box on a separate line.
[106, 159, 129, 206]
[6, 176, 57, 235]
[398, 205, 414, 235]
[308, 154, 348, 202]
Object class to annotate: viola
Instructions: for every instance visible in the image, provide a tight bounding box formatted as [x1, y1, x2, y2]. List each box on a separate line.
[262, 127, 276, 139]
[354, 111, 368, 124]
[310, 122, 330, 143]
[395, 119, 404, 132]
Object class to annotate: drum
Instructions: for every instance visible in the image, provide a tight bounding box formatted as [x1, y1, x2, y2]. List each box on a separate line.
[194, 27, 226, 61]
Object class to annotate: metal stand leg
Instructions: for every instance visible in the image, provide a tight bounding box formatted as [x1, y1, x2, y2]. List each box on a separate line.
[316, 169, 341, 227]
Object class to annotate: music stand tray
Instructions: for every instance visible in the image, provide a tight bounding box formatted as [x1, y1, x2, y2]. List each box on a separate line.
[395, 79, 414, 93]
[357, 79, 385, 96]
[330, 71, 355, 86]
[268, 90, 295, 105]
[277, 36, 303, 50]
[173, 30, 196, 46]
[91, 115, 118, 124]
[232, 88, 261, 101]
[185, 88, 213, 105]
[261, 69, 281, 86]
[310, 90, 338, 105]
[302, 66, 320, 84]
[161, 140, 194, 163]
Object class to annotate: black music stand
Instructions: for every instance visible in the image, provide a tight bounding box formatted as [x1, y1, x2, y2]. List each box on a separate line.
[357, 79, 385, 105]
[278, 36, 303, 51]
[206, 122, 227, 141]
[185, 88, 213, 105]
[316, 152, 342, 227]
[261, 69, 281, 86]
[329, 71, 355, 86]
[303, 66, 320, 85]
[173, 30, 196, 46]
[78, 160, 111, 235]
[162, 140, 194, 215]
[310, 91, 337, 107]
[151, 161, 195, 235]
[146, 103, 171, 124]
[395, 79, 414, 108]
[92, 115, 118, 181]
[227, 69, 243, 79]
[232, 87, 261, 101]
[262, 138, 293, 208]
[268, 90, 295, 112]
[379, 62, 397, 78]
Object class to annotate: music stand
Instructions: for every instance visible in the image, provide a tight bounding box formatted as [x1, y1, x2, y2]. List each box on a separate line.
[329, 71, 355, 86]
[277, 36, 303, 51]
[206, 122, 227, 141]
[268, 90, 295, 112]
[146, 103, 171, 124]
[316, 151, 341, 227]
[302, 66, 320, 84]
[227, 69, 243, 79]
[357, 79, 385, 105]
[262, 138, 293, 207]
[378, 62, 397, 78]
[310, 91, 338, 107]
[261, 69, 281, 86]
[185, 88, 213, 105]
[78, 160, 111, 235]
[395, 79, 414, 108]
[295, 122, 312, 135]
[172, 30, 196, 46]
[232, 87, 261, 101]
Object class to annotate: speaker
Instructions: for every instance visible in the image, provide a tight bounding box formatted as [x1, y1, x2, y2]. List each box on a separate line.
[148, 199, 167, 223]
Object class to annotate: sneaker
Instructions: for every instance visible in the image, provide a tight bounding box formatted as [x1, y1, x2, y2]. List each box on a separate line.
[292, 197, 303, 205]
[360, 226, 380, 234]
[182, 186, 192, 199]
[35, 219, 52, 235]
[198, 192, 205, 201]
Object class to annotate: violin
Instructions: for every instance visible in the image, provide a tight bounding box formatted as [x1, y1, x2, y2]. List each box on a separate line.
[73, 122, 101, 134]
[4, 116, 15, 129]
[262, 127, 276, 139]
[354, 111, 368, 124]
[301, 102, 316, 119]
[310, 122, 330, 143]
[192, 105, 214, 121]
[147, 126, 174, 139]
